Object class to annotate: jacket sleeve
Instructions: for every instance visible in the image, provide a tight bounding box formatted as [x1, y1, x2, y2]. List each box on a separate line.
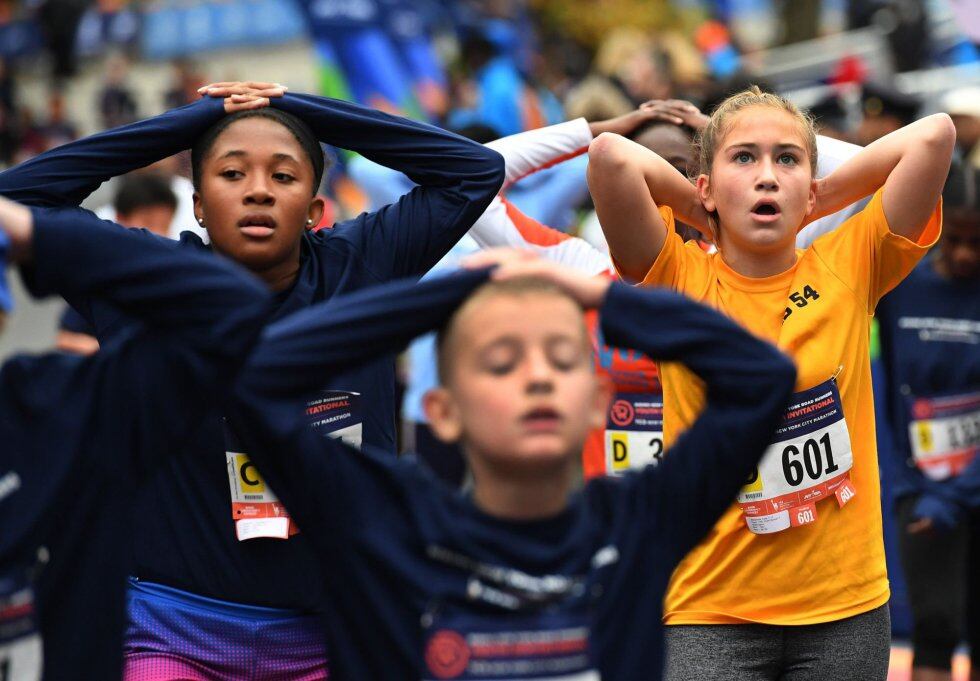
[272, 93, 504, 279]
[486, 118, 591, 189]
[936, 456, 980, 513]
[599, 283, 797, 562]
[226, 268, 490, 546]
[25, 207, 270, 470]
[0, 98, 225, 207]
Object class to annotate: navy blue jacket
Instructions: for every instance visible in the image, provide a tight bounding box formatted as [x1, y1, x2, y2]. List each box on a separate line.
[0, 93, 505, 607]
[877, 258, 980, 528]
[0, 209, 268, 680]
[229, 270, 797, 680]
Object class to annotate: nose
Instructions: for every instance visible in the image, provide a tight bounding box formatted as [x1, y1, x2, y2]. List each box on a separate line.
[755, 157, 778, 191]
[244, 176, 274, 206]
[524, 349, 555, 395]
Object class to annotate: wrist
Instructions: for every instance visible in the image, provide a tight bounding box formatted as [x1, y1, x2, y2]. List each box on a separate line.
[587, 277, 613, 307]
[588, 121, 608, 138]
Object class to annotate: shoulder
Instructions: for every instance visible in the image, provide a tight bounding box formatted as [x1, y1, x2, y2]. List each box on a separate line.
[0, 352, 91, 414]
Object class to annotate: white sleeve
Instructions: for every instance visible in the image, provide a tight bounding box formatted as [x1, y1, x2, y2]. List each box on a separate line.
[796, 135, 869, 248]
[486, 118, 593, 187]
[468, 197, 611, 277]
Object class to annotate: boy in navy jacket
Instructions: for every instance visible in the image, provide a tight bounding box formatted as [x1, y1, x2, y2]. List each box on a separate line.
[0, 198, 268, 680]
[227, 252, 797, 680]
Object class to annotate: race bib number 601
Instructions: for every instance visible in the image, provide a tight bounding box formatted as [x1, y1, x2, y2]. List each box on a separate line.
[737, 379, 856, 535]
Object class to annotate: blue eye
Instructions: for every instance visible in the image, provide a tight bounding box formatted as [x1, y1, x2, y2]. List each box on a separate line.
[777, 153, 798, 165]
[734, 151, 752, 163]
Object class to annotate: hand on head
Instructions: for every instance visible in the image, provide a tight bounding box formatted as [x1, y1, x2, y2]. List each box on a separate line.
[639, 100, 709, 131]
[462, 248, 612, 309]
[589, 100, 706, 139]
[198, 81, 288, 114]
[0, 195, 34, 263]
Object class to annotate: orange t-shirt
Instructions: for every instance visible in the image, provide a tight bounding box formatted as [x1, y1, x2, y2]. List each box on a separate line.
[632, 189, 941, 625]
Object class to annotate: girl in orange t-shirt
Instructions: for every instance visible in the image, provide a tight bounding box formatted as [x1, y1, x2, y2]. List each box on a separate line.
[587, 86, 954, 680]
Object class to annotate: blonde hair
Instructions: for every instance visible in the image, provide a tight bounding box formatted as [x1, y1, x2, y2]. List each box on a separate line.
[435, 278, 588, 383]
[695, 86, 818, 178]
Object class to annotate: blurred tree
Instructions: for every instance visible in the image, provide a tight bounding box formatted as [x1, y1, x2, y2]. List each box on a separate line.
[529, 0, 682, 47]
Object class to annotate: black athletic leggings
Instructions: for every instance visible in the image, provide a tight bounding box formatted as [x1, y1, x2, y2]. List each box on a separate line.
[896, 494, 980, 671]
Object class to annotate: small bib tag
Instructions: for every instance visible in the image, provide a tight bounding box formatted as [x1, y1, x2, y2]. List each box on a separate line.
[906, 390, 980, 481]
[603, 392, 663, 475]
[225, 390, 363, 541]
[738, 379, 854, 535]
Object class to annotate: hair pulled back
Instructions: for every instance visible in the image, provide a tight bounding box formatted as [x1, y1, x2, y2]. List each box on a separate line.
[190, 108, 326, 195]
[694, 86, 818, 179]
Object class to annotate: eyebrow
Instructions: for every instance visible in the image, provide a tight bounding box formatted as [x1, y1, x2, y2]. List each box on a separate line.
[725, 142, 806, 153]
[217, 150, 301, 163]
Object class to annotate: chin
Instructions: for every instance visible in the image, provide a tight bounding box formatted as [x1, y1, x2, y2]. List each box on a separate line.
[493, 442, 574, 473]
[224, 240, 294, 271]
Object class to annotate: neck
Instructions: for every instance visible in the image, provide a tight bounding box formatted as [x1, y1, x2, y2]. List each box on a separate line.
[470, 458, 574, 521]
[256, 259, 301, 292]
[719, 240, 798, 279]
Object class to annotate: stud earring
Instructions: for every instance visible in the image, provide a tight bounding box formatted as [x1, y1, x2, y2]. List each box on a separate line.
[306, 218, 314, 226]
[196, 217, 204, 226]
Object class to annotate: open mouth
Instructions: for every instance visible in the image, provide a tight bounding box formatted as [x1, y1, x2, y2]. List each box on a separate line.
[750, 199, 781, 220]
[237, 214, 277, 237]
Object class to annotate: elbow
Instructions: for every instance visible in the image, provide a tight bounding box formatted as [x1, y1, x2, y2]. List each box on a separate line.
[474, 146, 506, 194]
[588, 132, 632, 172]
[486, 147, 506, 190]
[921, 113, 956, 155]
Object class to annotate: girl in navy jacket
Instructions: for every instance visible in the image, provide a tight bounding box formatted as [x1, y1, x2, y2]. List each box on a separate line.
[0, 82, 503, 678]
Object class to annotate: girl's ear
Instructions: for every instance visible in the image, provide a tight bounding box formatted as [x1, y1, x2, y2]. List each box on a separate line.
[307, 196, 326, 230]
[192, 192, 203, 225]
[805, 177, 817, 218]
[696, 174, 715, 214]
[695, 175, 720, 245]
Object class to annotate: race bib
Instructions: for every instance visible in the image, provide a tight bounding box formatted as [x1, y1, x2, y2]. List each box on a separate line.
[907, 390, 980, 481]
[738, 379, 855, 535]
[226, 390, 363, 541]
[603, 392, 663, 476]
[422, 605, 598, 681]
[0, 571, 42, 681]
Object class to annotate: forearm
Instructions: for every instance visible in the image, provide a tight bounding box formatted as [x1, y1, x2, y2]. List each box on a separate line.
[26, 207, 269, 351]
[0, 98, 225, 207]
[814, 114, 955, 232]
[241, 268, 491, 399]
[602, 283, 796, 549]
[272, 94, 503, 191]
[487, 118, 592, 186]
[601, 283, 795, 409]
[587, 133, 703, 281]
